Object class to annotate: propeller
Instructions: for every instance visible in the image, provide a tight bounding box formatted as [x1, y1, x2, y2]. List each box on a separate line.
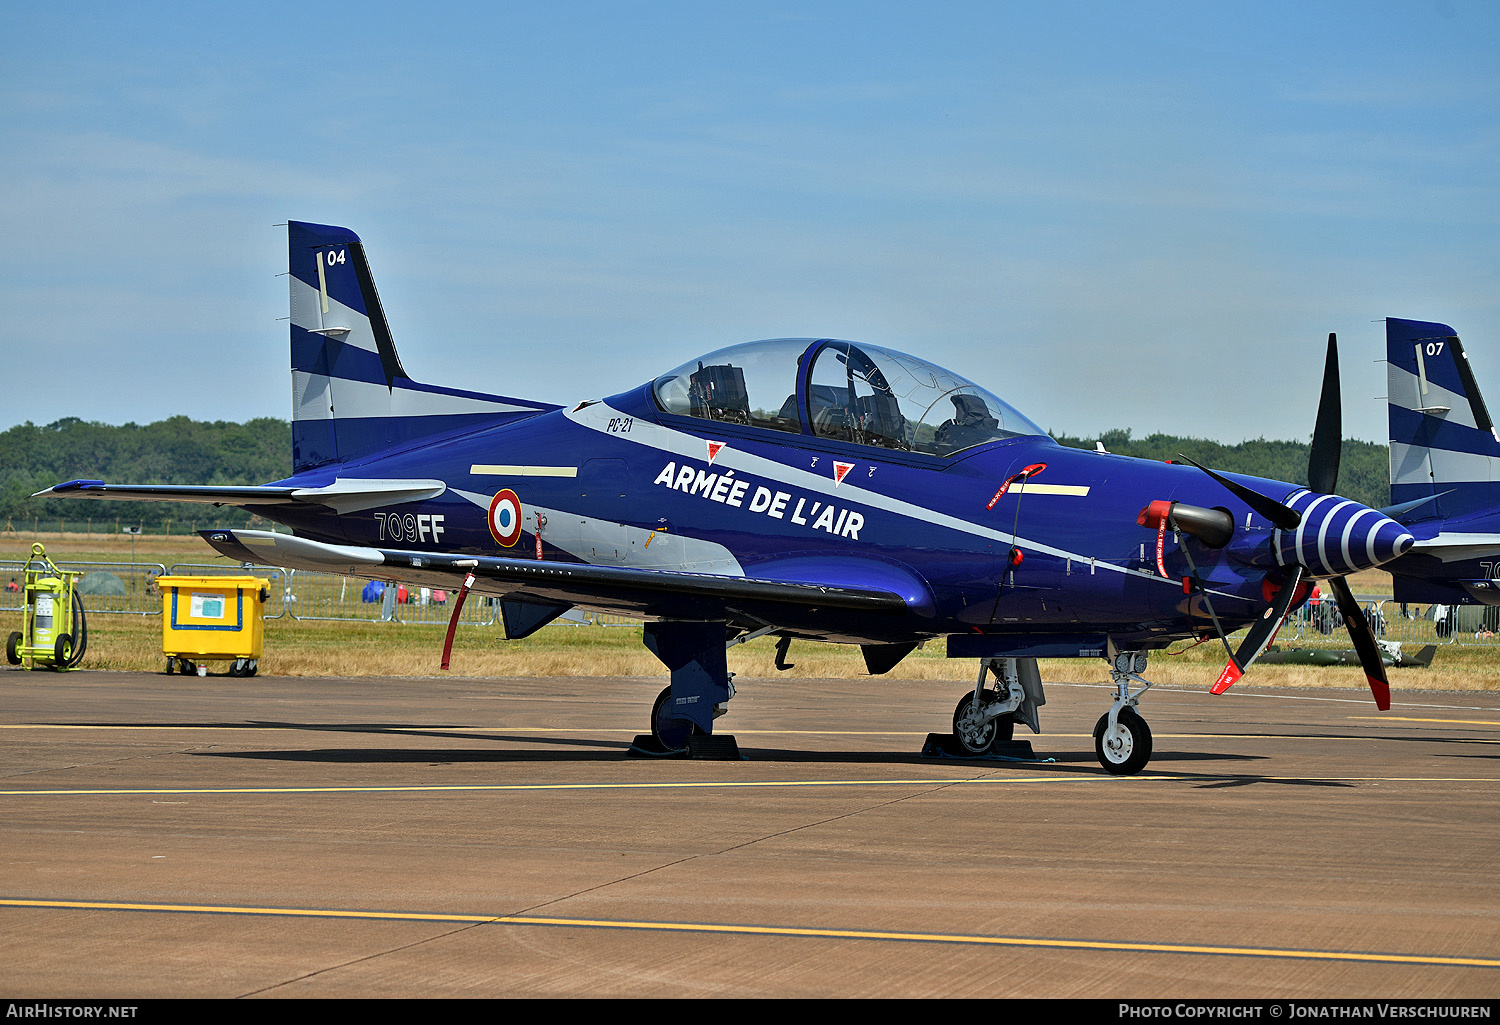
[1189, 334, 1394, 709]
[1210, 564, 1306, 695]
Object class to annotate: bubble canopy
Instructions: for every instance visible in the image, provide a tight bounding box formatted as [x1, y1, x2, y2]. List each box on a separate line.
[651, 339, 1045, 457]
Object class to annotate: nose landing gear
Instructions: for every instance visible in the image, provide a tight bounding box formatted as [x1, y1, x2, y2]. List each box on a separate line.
[1096, 648, 1154, 775]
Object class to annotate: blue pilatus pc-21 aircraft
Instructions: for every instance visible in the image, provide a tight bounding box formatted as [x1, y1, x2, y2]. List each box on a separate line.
[37, 222, 1420, 774]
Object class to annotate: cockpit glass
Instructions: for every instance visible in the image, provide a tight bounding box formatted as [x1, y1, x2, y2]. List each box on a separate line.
[653, 337, 1044, 456]
[809, 341, 1044, 456]
[652, 339, 806, 434]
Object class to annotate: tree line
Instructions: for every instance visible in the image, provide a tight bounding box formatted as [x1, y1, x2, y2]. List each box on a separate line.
[2, 416, 1392, 535]
[1, 417, 290, 534]
[1049, 428, 1389, 510]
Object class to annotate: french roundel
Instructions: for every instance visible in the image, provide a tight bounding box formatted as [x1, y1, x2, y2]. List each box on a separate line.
[488, 488, 523, 547]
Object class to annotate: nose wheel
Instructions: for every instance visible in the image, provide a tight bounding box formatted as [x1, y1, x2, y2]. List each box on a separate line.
[1093, 706, 1152, 775]
[1093, 646, 1154, 775]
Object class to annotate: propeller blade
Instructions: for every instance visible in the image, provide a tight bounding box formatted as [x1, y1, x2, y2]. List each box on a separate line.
[1307, 333, 1342, 495]
[1177, 455, 1302, 531]
[1325, 574, 1392, 710]
[1212, 565, 1307, 695]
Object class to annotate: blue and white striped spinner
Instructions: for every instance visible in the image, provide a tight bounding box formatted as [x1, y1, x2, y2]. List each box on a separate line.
[1271, 489, 1414, 578]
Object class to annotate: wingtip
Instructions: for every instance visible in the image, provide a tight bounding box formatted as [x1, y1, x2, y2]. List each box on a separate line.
[31, 479, 104, 498]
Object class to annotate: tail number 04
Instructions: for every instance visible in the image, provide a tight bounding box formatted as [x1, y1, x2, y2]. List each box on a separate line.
[324, 249, 347, 267]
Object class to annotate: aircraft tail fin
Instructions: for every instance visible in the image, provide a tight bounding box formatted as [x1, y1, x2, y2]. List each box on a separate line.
[287, 221, 557, 473]
[1386, 317, 1500, 525]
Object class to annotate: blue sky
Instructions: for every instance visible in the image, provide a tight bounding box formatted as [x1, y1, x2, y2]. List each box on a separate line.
[2, 1, 1497, 445]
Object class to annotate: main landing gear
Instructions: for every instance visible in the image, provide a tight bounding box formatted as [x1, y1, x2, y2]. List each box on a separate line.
[638, 621, 740, 758]
[945, 649, 1156, 774]
[1094, 649, 1153, 775]
[950, 657, 1045, 756]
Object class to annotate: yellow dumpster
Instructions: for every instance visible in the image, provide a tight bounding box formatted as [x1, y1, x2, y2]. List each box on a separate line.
[157, 575, 270, 677]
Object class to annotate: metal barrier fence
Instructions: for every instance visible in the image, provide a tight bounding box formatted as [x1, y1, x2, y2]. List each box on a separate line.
[284, 570, 498, 626]
[0, 560, 167, 616]
[1257, 598, 1500, 650]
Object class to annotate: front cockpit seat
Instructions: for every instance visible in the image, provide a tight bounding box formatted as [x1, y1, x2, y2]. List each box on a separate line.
[934, 393, 1000, 454]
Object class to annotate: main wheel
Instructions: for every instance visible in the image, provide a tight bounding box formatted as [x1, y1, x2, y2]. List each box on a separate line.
[52, 634, 73, 670]
[5, 631, 20, 665]
[1093, 706, 1152, 775]
[953, 689, 1015, 755]
[651, 685, 699, 751]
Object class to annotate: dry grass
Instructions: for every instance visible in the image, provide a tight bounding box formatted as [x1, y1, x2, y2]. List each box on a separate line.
[5, 531, 1498, 696]
[8, 609, 1498, 702]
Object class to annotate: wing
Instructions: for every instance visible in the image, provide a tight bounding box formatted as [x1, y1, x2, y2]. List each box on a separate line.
[34, 478, 446, 514]
[1405, 533, 1500, 562]
[1384, 532, 1500, 606]
[200, 528, 916, 633]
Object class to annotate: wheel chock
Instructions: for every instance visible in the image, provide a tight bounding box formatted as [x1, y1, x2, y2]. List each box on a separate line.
[628, 734, 688, 758]
[628, 733, 744, 760]
[921, 733, 1044, 761]
[687, 734, 742, 760]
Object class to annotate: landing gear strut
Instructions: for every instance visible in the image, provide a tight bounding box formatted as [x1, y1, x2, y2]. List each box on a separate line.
[950, 657, 1044, 755]
[1096, 647, 1154, 775]
[638, 621, 740, 758]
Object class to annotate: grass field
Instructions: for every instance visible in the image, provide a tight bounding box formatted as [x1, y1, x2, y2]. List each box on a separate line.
[5, 530, 1499, 695]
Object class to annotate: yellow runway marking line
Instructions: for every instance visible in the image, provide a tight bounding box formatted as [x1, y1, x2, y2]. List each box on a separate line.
[1352, 716, 1500, 726]
[1, 898, 1494, 969]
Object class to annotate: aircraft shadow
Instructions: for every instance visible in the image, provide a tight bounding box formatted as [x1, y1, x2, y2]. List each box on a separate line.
[201, 746, 634, 764]
[195, 745, 1346, 789]
[63, 718, 1396, 783]
[190, 737, 1295, 782]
